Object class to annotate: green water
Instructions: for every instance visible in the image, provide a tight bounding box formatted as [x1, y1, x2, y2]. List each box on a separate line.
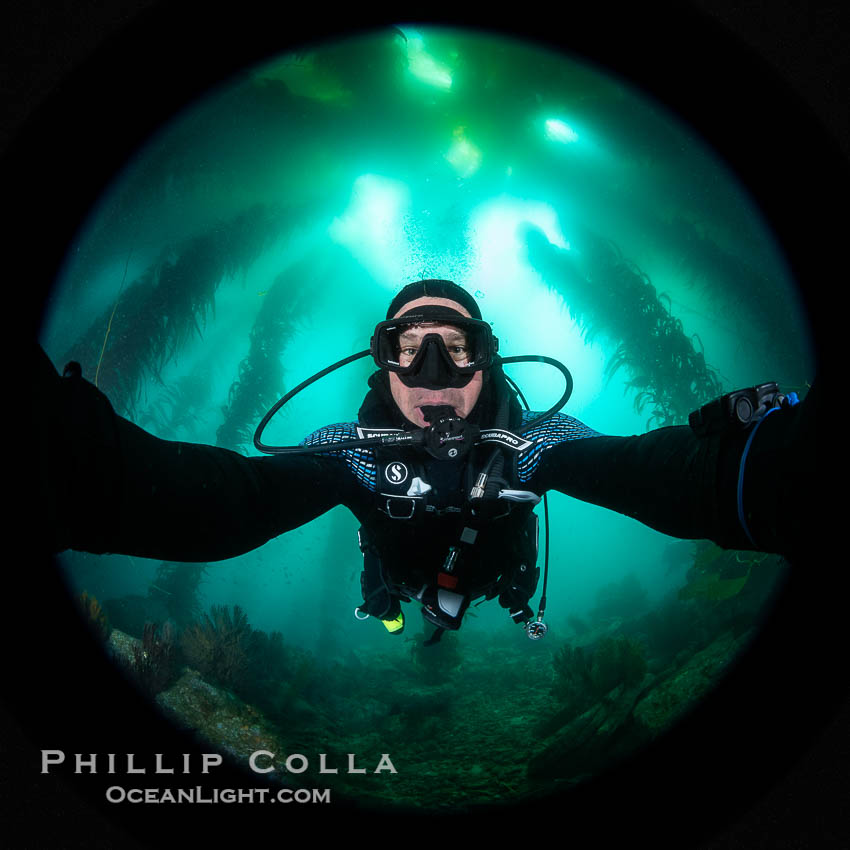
[40, 26, 814, 813]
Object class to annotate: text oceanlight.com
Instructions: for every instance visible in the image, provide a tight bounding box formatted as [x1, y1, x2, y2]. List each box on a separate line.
[105, 786, 331, 804]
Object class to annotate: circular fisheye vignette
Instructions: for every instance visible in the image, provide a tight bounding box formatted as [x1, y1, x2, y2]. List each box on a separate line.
[31, 8, 825, 832]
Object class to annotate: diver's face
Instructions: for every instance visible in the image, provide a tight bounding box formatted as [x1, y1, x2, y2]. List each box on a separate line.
[388, 296, 484, 427]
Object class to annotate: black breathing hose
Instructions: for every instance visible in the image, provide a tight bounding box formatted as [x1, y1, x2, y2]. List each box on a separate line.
[253, 352, 573, 456]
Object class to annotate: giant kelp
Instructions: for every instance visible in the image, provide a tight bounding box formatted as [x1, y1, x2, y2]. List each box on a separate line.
[61, 204, 291, 417]
[215, 240, 381, 451]
[135, 365, 215, 440]
[215, 266, 311, 451]
[522, 222, 723, 427]
[148, 561, 207, 628]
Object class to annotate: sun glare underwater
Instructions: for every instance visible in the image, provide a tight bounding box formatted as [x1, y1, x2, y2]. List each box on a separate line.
[41, 26, 816, 813]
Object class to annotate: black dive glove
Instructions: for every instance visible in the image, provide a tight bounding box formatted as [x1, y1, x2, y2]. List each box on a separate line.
[684, 379, 817, 564]
[499, 564, 540, 623]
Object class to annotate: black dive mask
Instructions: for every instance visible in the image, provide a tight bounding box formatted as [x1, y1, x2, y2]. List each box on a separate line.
[370, 306, 499, 390]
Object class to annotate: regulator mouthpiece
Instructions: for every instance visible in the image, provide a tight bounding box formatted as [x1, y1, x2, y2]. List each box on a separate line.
[420, 405, 479, 461]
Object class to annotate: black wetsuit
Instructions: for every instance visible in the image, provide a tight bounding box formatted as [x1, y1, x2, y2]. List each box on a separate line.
[33, 346, 818, 578]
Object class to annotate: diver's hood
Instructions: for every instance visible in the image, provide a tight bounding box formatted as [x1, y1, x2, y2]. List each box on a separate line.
[358, 362, 523, 432]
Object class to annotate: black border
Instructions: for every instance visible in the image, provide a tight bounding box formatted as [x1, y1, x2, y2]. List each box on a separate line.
[7, 1, 841, 846]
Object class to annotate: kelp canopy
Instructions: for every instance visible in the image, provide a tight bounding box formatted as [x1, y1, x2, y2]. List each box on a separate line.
[522, 223, 724, 427]
[45, 28, 813, 441]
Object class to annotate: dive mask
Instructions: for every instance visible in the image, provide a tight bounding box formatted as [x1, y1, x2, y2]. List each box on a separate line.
[370, 306, 499, 389]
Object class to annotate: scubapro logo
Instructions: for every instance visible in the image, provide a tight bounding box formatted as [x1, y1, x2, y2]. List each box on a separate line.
[386, 462, 408, 485]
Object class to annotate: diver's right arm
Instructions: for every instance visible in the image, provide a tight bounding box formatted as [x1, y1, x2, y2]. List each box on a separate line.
[33, 346, 345, 562]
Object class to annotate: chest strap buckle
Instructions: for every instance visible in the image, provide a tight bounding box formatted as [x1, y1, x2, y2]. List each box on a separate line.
[382, 495, 420, 519]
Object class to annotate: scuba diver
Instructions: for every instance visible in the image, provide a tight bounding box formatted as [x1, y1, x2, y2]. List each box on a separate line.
[34, 279, 818, 645]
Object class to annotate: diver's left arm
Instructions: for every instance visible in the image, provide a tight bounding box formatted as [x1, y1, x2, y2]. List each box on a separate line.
[533, 381, 819, 564]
